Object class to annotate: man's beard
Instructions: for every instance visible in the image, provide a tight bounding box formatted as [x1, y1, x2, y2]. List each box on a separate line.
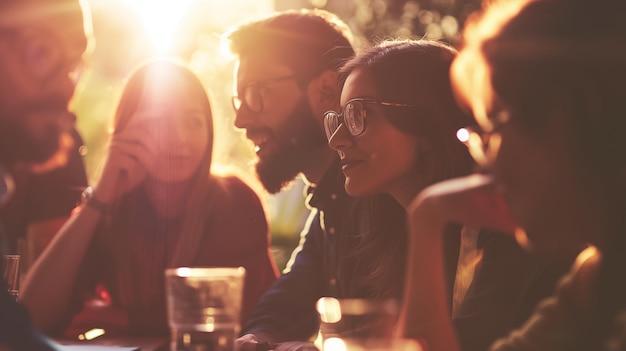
[0, 97, 72, 166]
[256, 97, 328, 194]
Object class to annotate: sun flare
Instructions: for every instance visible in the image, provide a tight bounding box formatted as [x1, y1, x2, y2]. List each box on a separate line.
[126, 0, 194, 53]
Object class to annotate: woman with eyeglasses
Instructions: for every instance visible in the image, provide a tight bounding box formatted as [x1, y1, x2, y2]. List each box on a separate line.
[20, 59, 278, 337]
[325, 39, 574, 351]
[397, 0, 626, 350]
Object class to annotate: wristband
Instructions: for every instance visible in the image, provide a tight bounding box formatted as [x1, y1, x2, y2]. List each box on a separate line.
[81, 186, 110, 215]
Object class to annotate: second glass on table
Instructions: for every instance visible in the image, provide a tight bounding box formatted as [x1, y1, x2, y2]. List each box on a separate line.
[316, 297, 421, 351]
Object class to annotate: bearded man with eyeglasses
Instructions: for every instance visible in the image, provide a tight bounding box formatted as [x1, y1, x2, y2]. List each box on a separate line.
[226, 9, 358, 351]
[0, 0, 92, 350]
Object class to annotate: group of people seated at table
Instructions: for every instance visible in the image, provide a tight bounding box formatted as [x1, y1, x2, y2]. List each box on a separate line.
[1, 0, 625, 350]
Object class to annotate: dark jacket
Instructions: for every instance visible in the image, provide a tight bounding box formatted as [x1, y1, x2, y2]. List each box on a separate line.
[242, 161, 352, 341]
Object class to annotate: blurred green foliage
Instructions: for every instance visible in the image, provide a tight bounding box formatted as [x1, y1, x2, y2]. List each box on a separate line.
[277, 0, 482, 47]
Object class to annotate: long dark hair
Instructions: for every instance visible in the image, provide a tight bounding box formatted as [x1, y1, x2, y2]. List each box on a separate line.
[338, 40, 474, 299]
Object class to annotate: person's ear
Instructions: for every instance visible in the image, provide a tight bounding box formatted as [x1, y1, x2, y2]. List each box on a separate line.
[307, 70, 340, 115]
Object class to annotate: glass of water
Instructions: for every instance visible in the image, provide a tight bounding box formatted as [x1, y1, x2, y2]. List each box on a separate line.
[165, 267, 245, 351]
[2, 255, 20, 301]
[316, 297, 408, 351]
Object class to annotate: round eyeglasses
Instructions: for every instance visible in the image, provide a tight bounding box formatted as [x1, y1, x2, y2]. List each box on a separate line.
[232, 75, 295, 114]
[323, 98, 414, 140]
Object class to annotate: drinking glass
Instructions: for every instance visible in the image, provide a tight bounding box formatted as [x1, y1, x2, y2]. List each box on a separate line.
[2, 255, 20, 301]
[316, 297, 419, 351]
[323, 337, 422, 351]
[165, 267, 245, 351]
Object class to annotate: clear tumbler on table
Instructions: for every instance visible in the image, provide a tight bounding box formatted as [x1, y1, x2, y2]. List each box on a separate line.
[165, 267, 245, 351]
[2, 255, 20, 301]
[316, 297, 421, 351]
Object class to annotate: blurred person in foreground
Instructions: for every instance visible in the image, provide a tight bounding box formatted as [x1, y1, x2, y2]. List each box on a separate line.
[0, 0, 93, 349]
[0, 125, 88, 272]
[327, 38, 574, 351]
[225, 9, 356, 351]
[397, 0, 626, 350]
[21, 59, 278, 337]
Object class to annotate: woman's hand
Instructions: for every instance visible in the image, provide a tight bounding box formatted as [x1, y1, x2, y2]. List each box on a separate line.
[408, 173, 518, 236]
[397, 174, 519, 351]
[93, 112, 159, 205]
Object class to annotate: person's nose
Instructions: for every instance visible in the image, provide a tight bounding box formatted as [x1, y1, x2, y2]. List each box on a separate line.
[233, 108, 256, 130]
[328, 123, 353, 152]
[53, 49, 86, 90]
[167, 118, 187, 146]
[49, 61, 80, 105]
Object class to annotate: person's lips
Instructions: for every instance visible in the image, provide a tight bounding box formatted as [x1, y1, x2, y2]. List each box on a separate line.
[24, 95, 73, 126]
[246, 131, 273, 158]
[23, 110, 73, 141]
[253, 140, 268, 153]
[340, 157, 364, 172]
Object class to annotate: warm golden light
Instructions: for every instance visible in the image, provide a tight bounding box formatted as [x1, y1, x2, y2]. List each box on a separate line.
[323, 338, 347, 351]
[456, 128, 470, 143]
[514, 227, 534, 251]
[574, 245, 599, 270]
[176, 267, 192, 277]
[78, 328, 105, 341]
[316, 297, 342, 323]
[125, 0, 194, 53]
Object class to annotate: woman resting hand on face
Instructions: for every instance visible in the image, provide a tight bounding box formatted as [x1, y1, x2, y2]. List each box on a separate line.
[20, 59, 278, 337]
[325, 39, 574, 351]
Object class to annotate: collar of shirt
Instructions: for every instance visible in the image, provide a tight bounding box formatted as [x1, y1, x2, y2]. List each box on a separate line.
[305, 158, 346, 213]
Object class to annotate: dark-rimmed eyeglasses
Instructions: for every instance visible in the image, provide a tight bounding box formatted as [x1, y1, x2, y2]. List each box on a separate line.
[323, 98, 414, 140]
[231, 75, 295, 114]
[456, 110, 511, 167]
[0, 28, 85, 84]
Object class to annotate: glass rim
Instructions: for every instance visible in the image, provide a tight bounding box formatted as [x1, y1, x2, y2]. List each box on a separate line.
[165, 266, 245, 278]
[2, 255, 20, 260]
[316, 297, 399, 315]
